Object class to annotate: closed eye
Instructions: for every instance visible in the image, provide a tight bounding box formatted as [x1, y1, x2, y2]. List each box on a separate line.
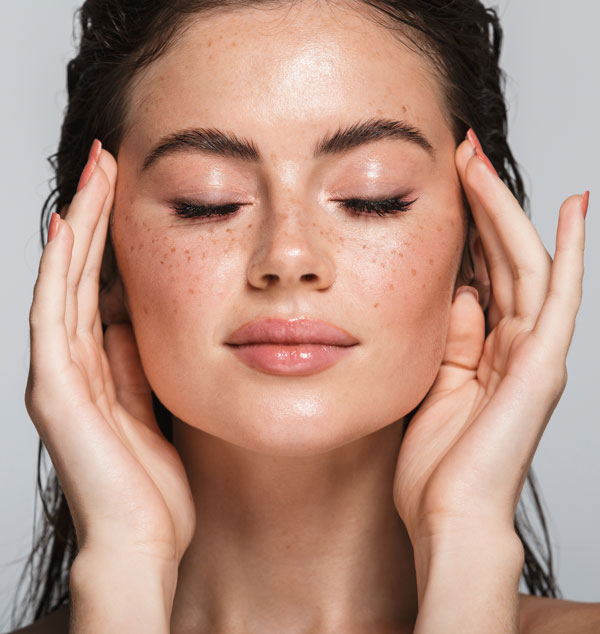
[171, 196, 418, 220]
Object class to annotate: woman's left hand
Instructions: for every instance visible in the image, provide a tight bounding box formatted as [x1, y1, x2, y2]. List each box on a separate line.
[393, 134, 587, 548]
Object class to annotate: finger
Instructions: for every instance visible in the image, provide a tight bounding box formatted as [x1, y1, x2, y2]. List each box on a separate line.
[428, 286, 486, 396]
[77, 150, 118, 333]
[533, 194, 586, 355]
[460, 139, 553, 321]
[63, 157, 111, 340]
[93, 309, 104, 349]
[103, 323, 158, 433]
[28, 216, 74, 379]
[456, 139, 515, 318]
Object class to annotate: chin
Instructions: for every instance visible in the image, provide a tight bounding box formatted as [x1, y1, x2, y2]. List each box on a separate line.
[169, 386, 417, 458]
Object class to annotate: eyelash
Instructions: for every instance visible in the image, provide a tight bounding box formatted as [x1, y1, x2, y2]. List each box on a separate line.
[171, 196, 417, 219]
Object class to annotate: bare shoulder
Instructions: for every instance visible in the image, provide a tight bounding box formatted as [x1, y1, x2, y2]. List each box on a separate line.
[7, 604, 70, 634]
[519, 591, 600, 633]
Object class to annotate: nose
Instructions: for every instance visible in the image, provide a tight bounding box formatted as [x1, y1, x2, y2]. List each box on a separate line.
[247, 205, 335, 292]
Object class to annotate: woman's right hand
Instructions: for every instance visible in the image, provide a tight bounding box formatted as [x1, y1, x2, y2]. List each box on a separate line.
[24, 142, 196, 571]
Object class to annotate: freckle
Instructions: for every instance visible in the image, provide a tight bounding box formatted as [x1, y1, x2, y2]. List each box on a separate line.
[437, 225, 442, 232]
[160, 260, 164, 264]
[170, 247, 176, 253]
[184, 249, 189, 254]
[399, 253, 404, 258]
[429, 258, 433, 265]
[411, 268, 416, 276]
[421, 283, 426, 289]
[374, 303, 380, 308]
[169, 264, 173, 269]
[362, 244, 367, 249]
[146, 227, 150, 232]
[152, 238, 156, 243]
[187, 256, 191, 262]
[226, 228, 232, 233]
[418, 225, 424, 231]
[143, 306, 148, 315]
[312, 223, 316, 227]
[163, 253, 169, 259]
[202, 252, 206, 259]
[207, 40, 212, 46]
[338, 236, 344, 243]
[129, 245, 134, 252]
[188, 289, 195, 295]
[247, 224, 252, 228]
[402, 105, 407, 113]
[380, 262, 385, 268]
[388, 283, 395, 291]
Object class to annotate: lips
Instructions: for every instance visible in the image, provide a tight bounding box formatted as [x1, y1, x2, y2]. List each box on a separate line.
[225, 317, 359, 346]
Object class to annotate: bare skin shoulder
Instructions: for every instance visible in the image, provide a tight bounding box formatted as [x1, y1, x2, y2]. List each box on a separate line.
[8, 604, 70, 634]
[519, 591, 600, 634]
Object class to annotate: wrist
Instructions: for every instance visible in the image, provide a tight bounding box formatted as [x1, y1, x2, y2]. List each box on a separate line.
[70, 550, 178, 634]
[412, 529, 524, 634]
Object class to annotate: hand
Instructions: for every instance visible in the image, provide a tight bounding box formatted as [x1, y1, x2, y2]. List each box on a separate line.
[393, 134, 587, 546]
[25, 143, 196, 568]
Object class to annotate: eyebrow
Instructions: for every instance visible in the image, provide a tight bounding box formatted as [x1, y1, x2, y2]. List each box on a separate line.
[141, 117, 435, 171]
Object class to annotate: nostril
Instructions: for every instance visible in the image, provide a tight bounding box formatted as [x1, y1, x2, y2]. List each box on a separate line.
[302, 273, 317, 282]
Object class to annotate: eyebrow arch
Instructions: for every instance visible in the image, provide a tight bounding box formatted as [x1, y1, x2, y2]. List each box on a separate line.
[141, 117, 435, 171]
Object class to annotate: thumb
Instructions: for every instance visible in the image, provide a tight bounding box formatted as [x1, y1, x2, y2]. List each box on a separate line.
[104, 322, 157, 431]
[429, 286, 486, 395]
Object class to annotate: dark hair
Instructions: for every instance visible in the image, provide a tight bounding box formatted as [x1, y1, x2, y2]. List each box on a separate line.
[9, 0, 561, 628]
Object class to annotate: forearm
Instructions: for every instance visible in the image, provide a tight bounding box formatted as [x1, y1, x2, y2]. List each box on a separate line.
[412, 529, 524, 634]
[69, 550, 178, 634]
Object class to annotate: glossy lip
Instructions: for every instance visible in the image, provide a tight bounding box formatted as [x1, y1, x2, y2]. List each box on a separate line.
[227, 343, 355, 376]
[224, 317, 360, 346]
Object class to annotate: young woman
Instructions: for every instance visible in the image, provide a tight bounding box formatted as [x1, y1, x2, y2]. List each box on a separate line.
[9, 0, 597, 632]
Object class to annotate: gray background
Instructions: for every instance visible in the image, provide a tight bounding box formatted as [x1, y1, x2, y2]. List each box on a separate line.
[1, 0, 598, 629]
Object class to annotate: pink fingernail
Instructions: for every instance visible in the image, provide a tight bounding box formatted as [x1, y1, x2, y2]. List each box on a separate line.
[47, 212, 60, 244]
[466, 129, 498, 177]
[582, 190, 590, 220]
[76, 139, 102, 192]
[454, 285, 479, 302]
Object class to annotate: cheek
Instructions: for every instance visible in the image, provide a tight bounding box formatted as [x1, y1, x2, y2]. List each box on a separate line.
[362, 219, 464, 402]
[113, 214, 231, 344]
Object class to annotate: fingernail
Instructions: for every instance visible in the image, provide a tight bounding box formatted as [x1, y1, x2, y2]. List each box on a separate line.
[47, 212, 60, 243]
[582, 190, 590, 220]
[454, 285, 479, 302]
[76, 138, 102, 192]
[466, 129, 498, 177]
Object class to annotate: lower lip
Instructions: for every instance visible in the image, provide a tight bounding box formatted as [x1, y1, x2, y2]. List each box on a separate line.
[226, 343, 356, 375]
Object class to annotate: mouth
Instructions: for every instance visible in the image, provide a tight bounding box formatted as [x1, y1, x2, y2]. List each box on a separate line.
[225, 317, 360, 346]
[226, 341, 357, 376]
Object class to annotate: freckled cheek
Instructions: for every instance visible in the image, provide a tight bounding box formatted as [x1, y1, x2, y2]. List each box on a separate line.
[114, 221, 224, 325]
[367, 235, 461, 360]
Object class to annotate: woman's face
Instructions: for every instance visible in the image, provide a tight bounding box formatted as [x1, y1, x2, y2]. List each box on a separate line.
[111, 1, 467, 454]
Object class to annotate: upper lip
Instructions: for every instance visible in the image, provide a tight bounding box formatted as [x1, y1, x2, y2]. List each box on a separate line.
[225, 317, 359, 346]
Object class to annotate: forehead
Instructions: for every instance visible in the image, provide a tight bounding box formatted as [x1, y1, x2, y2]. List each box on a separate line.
[125, 1, 452, 156]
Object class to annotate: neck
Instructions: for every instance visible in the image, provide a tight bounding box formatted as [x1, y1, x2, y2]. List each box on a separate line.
[170, 417, 418, 634]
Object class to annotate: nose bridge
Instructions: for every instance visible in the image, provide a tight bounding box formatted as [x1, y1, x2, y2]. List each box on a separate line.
[247, 185, 335, 291]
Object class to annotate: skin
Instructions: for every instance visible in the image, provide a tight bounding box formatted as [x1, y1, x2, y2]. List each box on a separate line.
[107, 3, 468, 632]
[25, 0, 590, 633]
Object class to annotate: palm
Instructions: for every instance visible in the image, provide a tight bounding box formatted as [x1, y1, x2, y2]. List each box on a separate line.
[26, 148, 195, 567]
[64, 324, 196, 563]
[392, 138, 585, 542]
[394, 302, 545, 540]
